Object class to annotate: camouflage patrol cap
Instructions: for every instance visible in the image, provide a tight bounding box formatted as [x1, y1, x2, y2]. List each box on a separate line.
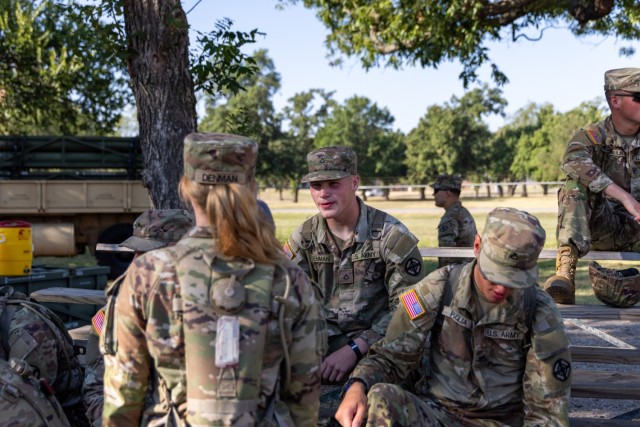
[432, 174, 462, 191]
[183, 132, 258, 185]
[301, 146, 357, 183]
[604, 68, 640, 92]
[478, 207, 545, 289]
[119, 209, 194, 252]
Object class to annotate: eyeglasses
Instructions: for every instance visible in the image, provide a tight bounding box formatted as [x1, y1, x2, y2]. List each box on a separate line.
[614, 92, 640, 103]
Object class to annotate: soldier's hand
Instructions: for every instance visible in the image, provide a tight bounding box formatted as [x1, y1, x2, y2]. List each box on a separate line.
[321, 345, 358, 383]
[335, 381, 367, 427]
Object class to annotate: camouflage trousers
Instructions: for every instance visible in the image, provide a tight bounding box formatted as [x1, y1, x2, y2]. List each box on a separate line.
[365, 384, 512, 427]
[557, 179, 640, 257]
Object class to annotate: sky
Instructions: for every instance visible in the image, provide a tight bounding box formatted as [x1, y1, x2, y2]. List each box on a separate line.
[182, 0, 638, 133]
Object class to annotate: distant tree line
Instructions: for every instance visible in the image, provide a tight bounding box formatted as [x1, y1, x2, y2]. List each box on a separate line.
[198, 49, 606, 201]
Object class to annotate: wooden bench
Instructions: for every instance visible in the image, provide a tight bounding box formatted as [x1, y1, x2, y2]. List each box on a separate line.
[422, 247, 640, 425]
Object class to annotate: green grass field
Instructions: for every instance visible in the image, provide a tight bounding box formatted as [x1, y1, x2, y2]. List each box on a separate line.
[35, 188, 636, 305]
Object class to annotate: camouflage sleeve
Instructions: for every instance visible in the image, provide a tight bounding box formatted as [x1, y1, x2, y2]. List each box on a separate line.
[561, 129, 614, 193]
[351, 269, 444, 388]
[281, 264, 322, 427]
[284, 226, 312, 278]
[103, 258, 154, 425]
[358, 226, 426, 346]
[83, 327, 104, 427]
[522, 289, 571, 426]
[437, 215, 459, 267]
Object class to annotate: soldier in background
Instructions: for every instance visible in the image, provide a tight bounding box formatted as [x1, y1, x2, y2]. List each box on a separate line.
[544, 68, 640, 305]
[285, 146, 426, 384]
[336, 208, 571, 427]
[82, 209, 194, 426]
[432, 174, 477, 268]
[103, 133, 322, 426]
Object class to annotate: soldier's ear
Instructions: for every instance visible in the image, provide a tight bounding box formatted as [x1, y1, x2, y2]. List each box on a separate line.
[352, 175, 359, 191]
[473, 234, 482, 257]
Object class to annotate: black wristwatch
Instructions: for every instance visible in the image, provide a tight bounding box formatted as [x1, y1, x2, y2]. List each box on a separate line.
[342, 377, 368, 395]
[347, 339, 363, 360]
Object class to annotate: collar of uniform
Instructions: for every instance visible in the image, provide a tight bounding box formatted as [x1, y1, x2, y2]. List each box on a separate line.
[353, 197, 372, 244]
[445, 200, 463, 212]
[452, 261, 476, 316]
[185, 226, 211, 238]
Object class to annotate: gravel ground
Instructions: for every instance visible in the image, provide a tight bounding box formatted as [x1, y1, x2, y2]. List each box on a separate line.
[565, 318, 640, 421]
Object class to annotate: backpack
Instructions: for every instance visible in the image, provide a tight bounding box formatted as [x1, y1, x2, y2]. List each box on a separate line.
[0, 357, 70, 427]
[174, 246, 293, 426]
[0, 286, 85, 423]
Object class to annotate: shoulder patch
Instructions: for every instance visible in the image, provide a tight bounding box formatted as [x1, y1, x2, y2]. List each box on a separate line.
[585, 126, 603, 146]
[92, 309, 105, 336]
[400, 289, 426, 320]
[283, 241, 294, 260]
[405, 257, 422, 276]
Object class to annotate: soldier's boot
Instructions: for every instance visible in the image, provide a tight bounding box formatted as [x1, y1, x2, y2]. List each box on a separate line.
[544, 245, 579, 305]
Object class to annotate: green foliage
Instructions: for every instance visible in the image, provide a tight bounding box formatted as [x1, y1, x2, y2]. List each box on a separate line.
[190, 18, 261, 96]
[405, 85, 506, 184]
[0, 0, 130, 135]
[287, 0, 639, 86]
[506, 99, 607, 181]
[198, 49, 283, 183]
[314, 95, 406, 183]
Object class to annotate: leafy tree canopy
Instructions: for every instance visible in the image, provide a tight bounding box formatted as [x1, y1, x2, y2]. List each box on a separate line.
[0, 0, 129, 134]
[284, 0, 639, 86]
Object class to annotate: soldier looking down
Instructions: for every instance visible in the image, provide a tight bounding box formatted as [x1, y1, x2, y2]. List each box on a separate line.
[336, 208, 572, 427]
[285, 146, 426, 384]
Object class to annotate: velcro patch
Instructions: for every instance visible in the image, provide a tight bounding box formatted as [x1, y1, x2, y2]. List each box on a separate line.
[283, 241, 294, 260]
[92, 309, 106, 336]
[400, 289, 426, 320]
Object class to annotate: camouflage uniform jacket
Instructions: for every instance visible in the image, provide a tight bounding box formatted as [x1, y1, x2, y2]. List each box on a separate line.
[437, 201, 477, 268]
[103, 227, 322, 426]
[351, 261, 571, 426]
[562, 115, 640, 198]
[286, 198, 426, 346]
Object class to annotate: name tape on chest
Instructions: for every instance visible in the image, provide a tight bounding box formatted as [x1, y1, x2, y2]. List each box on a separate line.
[351, 250, 380, 262]
[311, 254, 333, 263]
[442, 307, 474, 330]
[484, 328, 524, 340]
[400, 289, 426, 320]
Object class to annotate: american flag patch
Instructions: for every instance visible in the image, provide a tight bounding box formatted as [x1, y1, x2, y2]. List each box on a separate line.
[92, 309, 105, 336]
[400, 289, 426, 320]
[283, 241, 294, 260]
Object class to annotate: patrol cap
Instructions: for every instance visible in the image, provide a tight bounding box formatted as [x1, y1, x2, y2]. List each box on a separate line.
[183, 132, 258, 185]
[604, 68, 640, 92]
[301, 146, 357, 183]
[432, 174, 462, 191]
[119, 209, 194, 252]
[478, 207, 546, 289]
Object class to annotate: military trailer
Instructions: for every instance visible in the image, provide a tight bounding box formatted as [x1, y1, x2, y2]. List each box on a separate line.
[0, 135, 152, 278]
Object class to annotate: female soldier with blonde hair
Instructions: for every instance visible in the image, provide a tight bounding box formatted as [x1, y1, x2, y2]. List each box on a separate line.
[103, 133, 322, 427]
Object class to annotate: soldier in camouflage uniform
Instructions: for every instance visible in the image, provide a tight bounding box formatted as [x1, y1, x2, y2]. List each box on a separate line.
[285, 146, 426, 384]
[545, 68, 640, 305]
[82, 209, 193, 426]
[103, 133, 322, 426]
[337, 208, 571, 427]
[432, 174, 477, 267]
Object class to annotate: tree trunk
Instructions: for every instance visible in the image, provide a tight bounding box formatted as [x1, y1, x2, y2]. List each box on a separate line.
[419, 187, 426, 200]
[123, 0, 196, 209]
[497, 185, 504, 197]
[485, 183, 491, 198]
[542, 184, 549, 195]
[521, 184, 528, 197]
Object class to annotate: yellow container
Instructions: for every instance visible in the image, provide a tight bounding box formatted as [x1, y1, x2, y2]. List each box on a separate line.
[0, 220, 33, 276]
